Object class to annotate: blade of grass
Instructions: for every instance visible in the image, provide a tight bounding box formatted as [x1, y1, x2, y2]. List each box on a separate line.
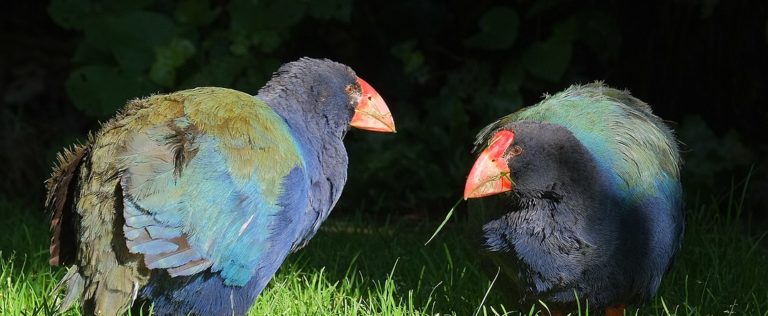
[424, 198, 462, 246]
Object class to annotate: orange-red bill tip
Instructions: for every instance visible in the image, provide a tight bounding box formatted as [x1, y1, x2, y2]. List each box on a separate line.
[350, 77, 396, 133]
[463, 130, 515, 199]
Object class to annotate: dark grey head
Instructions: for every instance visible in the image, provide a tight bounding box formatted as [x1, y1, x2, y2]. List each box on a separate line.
[258, 58, 396, 139]
[464, 120, 601, 200]
[256, 59, 396, 252]
[504, 121, 602, 196]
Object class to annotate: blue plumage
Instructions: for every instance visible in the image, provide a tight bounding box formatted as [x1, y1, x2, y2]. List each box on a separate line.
[122, 130, 303, 287]
[47, 58, 396, 315]
[139, 167, 310, 315]
[466, 83, 683, 314]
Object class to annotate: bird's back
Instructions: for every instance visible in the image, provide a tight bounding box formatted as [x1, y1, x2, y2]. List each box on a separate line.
[485, 82, 681, 204]
[48, 87, 310, 315]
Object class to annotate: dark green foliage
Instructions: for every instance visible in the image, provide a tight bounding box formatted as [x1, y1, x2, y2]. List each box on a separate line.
[463, 7, 519, 50]
[677, 116, 755, 194]
[48, 0, 353, 119]
[522, 35, 572, 82]
[340, 3, 631, 213]
[33, 0, 768, 218]
[44, 0, 621, 214]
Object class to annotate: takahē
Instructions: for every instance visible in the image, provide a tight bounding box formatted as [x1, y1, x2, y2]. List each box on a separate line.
[463, 83, 683, 316]
[46, 58, 396, 315]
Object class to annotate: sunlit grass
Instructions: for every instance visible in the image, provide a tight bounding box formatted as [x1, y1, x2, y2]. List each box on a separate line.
[1, 189, 766, 315]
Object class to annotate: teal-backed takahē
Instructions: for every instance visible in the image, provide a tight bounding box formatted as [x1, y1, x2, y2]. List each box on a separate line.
[463, 83, 683, 316]
[46, 58, 396, 315]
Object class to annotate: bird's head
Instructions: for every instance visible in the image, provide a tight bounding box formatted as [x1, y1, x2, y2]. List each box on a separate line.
[464, 121, 592, 200]
[264, 58, 396, 134]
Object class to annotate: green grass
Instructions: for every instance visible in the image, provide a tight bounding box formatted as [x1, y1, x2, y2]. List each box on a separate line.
[1, 194, 766, 316]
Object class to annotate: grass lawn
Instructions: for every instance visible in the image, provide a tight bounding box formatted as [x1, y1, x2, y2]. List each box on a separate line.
[1, 193, 766, 316]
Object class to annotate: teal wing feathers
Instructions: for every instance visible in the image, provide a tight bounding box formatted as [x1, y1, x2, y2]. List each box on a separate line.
[118, 89, 310, 286]
[478, 82, 681, 201]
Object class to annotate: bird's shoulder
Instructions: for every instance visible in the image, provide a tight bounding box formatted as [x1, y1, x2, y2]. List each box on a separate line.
[104, 87, 304, 181]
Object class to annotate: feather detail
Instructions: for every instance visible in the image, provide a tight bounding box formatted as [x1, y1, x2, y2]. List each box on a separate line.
[46, 58, 365, 315]
[51, 265, 85, 313]
[145, 248, 202, 269]
[469, 82, 684, 310]
[113, 87, 309, 286]
[167, 259, 213, 276]
[46, 138, 91, 266]
[475, 82, 681, 201]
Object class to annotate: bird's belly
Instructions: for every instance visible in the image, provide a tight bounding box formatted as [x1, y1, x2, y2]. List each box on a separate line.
[479, 213, 666, 309]
[487, 230, 588, 298]
[478, 218, 635, 308]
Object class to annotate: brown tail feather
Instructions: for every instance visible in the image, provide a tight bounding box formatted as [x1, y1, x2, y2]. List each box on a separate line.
[46, 141, 90, 266]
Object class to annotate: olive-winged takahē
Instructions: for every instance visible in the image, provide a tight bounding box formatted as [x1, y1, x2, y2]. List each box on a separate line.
[46, 58, 396, 316]
[463, 83, 683, 316]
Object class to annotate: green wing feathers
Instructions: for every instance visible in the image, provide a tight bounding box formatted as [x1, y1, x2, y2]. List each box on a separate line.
[46, 87, 306, 313]
[477, 82, 681, 200]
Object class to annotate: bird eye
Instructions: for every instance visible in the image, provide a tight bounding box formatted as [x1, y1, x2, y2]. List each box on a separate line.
[510, 145, 523, 156]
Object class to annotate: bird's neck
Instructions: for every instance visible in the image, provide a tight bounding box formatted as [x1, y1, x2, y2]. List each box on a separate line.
[258, 93, 348, 172]
[481, 165, 621, 252]
[257, 92, 349, 231]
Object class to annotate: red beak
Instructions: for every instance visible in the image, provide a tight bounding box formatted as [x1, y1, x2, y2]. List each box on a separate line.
[464, 130, 515, 199]
[350, 77, 396, 133]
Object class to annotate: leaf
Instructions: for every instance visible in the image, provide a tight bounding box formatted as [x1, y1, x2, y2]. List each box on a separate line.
[83, 11, 178, 71]
[526, 0, 564, 18]
[496, 63, 524, 94]
[233, 57, 281, 92]
[174, 0, 221, 26]
[521, 35, 572, 82]
[101, 0, 154, 12]
[551, 15, 581, 43]
[66, 65, 158, 118]
[573, 10, 621, 61]
[464, 7, 519, 50]
[48, 0, 92, 30]
[71, 40, 112, 65]
[180, 53, 246, 88]
[229, 0, 306, 31]
[677, 116, 753, 188]
[228, 0, 306, 53]
[228, 30, 251, 56]
[253, 30, 282, 53]
[150, 38, 196, 87]
[308, 0, 352, 21]
[390, 40, 426, 75]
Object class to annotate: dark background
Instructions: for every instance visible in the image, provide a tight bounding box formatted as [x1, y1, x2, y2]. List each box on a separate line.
[1, 0, 766, 227]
